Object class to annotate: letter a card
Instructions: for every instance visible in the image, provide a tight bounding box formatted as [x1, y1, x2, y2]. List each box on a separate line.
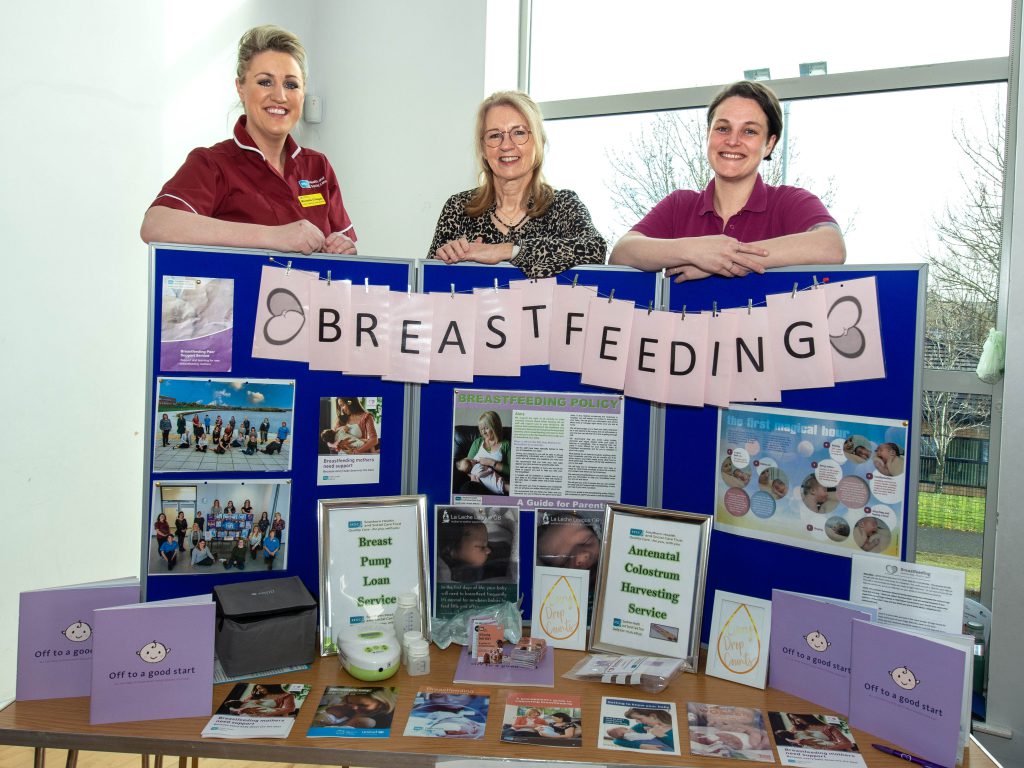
[704, 590, 771, 689]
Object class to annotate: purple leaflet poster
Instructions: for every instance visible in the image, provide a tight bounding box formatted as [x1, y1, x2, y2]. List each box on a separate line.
[450, 389, 624, 511]
[16, 580, 139, 701]
[849, 621, 968, 768]
[89, 596, 215, 724]
[160, 275, 233, 372]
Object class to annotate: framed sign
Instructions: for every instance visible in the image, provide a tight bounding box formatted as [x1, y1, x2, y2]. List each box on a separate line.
[318, 495, 429, 654]
[589, 503, 711, 671]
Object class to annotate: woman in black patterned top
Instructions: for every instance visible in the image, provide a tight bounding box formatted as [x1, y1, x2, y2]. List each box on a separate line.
[428, 91, 607, 279]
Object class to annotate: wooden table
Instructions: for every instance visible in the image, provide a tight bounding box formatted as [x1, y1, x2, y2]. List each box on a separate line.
[0, 646, 1001, 767]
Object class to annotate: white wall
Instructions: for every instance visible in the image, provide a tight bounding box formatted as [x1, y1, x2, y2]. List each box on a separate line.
[305, 2, 485, 259]
[0, 0, 484, 703]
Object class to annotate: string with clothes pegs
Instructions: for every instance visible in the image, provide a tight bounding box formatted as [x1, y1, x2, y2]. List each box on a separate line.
[647, 300, 653, 315]
[494, 277, 499, 292]
[713, 301, 718, 317]
[608, 288, 615, 303]
[327, 270, 332, 286]
[812, 275, 819, 289]
[407, 284, 412, 298]
[364, 277, 369, 294]
[792, 282, 798, 298]
[285, 260, 292, 275]
[748, 298, 753, 315]
[450, 283, 455, 299]
[572, 274, 579, 288]
[681, 305, 686, 322]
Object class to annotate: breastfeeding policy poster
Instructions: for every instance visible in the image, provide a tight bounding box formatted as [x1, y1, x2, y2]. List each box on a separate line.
[451, 389, 624, 511]
[715, 405, 908, 559]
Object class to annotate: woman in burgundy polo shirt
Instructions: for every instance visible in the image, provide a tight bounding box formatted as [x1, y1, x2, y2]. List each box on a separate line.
[140, 25, 356, 256]
[610, 80, 844, 281]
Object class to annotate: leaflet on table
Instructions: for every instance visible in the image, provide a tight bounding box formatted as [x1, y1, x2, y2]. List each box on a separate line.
[767, 712, 867, 768]
[16, 578, 139, 701]
[594, 512, 701, 656]
[202, 682, 311, 739]
[768, 589, 876, 715]
[404, 687, 490, 739]
[687, 702, 773, 762]
[451, 389, 624, 512]
[160, 275, 234, 372]
[327, 502, 424, 629]
[307, 685, 399, 738]
[715, 405, 908, 559]
[89, 594, 214, 724]
[317, 396, 382, 486]
[849, 620, 971, 768]
[849, 555, 966, 634]
[703, 590, 772, 689]
[565, 654, 683, 687]
[433, 505, 519, 619]
[501, 692, 582, 747]
[598, 696, 680, 756]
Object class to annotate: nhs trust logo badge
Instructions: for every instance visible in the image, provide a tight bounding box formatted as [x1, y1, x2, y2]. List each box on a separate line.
[298, 180, 312, 189]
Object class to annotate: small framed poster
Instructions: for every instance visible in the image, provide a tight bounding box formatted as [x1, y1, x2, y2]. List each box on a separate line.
[589, 503, 711, 671]
[531, 566, 589, 650]
[704, 590, 772, 689]
[318, 495, 429, 654]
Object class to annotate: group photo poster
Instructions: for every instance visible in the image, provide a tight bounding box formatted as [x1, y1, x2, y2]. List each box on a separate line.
[715, 405, 909, 559]
[451, 389, 624, 511]
[148, 480, 291, 576]
[153, 377, 295, 473]
[160, 275, 234, 373]
[434, 505, 519, 619]
[317, 396, 382, 485]
[319, 497, 428, 653]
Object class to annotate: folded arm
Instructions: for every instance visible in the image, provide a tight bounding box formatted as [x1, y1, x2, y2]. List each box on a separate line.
[140, 206, 326, 255]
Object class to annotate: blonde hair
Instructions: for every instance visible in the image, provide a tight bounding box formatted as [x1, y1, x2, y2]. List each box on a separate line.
[466, 91, 554, 218]
[236, 25, 308, 83]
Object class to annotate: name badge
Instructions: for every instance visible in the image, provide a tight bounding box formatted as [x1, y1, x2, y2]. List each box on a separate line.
[298, 193, 327, 208]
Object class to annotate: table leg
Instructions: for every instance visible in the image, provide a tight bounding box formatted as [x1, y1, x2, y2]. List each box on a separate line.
[65, 750, 78, 768]
[33, 747, 44, 768]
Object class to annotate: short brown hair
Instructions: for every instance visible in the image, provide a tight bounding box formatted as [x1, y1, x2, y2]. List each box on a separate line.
[707, 81, 783, 160]
[236, 25, 308, 84]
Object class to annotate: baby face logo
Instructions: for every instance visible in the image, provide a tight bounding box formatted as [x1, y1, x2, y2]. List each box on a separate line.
[263, 288, 305, 346]
[62, 621, 92, 642]
[137, 641, 170, 663]
[890, 665, 920, 690]
[804, 630, 830, 652]
[827, 295, 866, 359]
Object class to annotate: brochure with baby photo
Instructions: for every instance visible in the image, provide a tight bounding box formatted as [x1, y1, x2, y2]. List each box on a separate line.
[89, 594, 214, 725]
[202, 682, 311, 739]
[501, 692, 582, 748]
[404, 687, 490, 740]
[687, 702, 773, 762]
[848, 620, 971, 768]
[768, 589, 876, 715]
[160, 275, 234, 372]
[598, 696, 680, 756]
[307, 686, 399, 738]
[16, 577, 139, 701]
[768, 712, 867, 768]
[433, 505, 519, 619]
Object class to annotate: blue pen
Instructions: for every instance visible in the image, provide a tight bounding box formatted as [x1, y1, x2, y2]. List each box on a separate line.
[871, 743, 951, 768]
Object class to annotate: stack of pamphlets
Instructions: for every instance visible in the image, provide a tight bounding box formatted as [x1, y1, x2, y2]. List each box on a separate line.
[507, 637, 546, 668]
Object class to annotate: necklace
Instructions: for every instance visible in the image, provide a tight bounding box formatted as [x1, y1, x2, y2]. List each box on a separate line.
[493, 209, 529, 229]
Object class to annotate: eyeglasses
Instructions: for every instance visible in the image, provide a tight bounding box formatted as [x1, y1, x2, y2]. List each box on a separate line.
[483, 127, 532, 147]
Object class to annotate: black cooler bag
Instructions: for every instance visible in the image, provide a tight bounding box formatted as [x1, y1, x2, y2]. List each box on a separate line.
[213, 576, 317, 676]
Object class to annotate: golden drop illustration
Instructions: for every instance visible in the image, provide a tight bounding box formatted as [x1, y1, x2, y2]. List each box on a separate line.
[717, 603, 761, 674]
[539, 575, 581, 640]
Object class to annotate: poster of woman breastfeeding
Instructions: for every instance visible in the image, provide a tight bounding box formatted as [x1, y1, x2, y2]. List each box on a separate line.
[714, 405, 908, 559]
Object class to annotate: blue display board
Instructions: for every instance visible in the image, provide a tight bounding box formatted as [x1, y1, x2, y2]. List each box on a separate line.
[416, 262, 661, 620]
[660, 265, 926, 641]
[143, 247, 415, 603]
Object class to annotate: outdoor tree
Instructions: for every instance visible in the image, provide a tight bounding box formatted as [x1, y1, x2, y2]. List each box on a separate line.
[603, 111, 836, 238]
[920, 107, 1003, 494]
